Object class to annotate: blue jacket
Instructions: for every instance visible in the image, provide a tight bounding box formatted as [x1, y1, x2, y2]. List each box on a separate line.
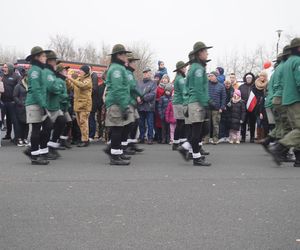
[217, 74, 225, 85]
[208, 81, 226, 110]
[137, 78, 157, 112]
[158, 94, 171, 120]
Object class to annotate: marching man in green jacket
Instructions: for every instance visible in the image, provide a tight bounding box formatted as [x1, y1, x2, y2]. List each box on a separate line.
[125, 53, 144, 153]
[44, 51, 66, 158]
[24, 46, 53, 165]
[172, 61, 187, 150]
[178, 42, 212, 166]
[104, 44, 132, 166]
[269, 38, 300, 167]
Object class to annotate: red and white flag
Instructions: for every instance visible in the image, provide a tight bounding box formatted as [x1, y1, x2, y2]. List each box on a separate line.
[246, 91, 257, 112]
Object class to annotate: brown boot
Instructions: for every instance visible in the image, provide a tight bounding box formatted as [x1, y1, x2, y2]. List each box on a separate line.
[255, 128, 262, 143]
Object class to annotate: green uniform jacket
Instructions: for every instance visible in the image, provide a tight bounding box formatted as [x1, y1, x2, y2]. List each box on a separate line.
[172, 73, 186, 105]
[43, 67, 64, 111]
[272, 62, 285, 98]
[187, 62, 209, 106]
[126, 69, 141, 107]
[105, 63, 130, 111]
[25, 64, 47, 108]
[282, 55, 300, 106]
[265, 73, 275, 108]
[57, 76, 69, 112]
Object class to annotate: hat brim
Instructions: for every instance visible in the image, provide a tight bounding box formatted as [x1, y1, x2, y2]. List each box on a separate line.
[173, 66, 186, 72]
[192, 46, 213, 55]
[143, 70, 151, 73]
[108, 50, 132, 56]
[25, 49, 52, 61]
[128, 58, 140, 62]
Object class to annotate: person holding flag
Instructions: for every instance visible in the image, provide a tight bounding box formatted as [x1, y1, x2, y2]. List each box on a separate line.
[239, 72, 256, 143]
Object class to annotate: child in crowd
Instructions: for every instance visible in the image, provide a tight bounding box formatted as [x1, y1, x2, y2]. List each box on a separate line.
[227, 89, 246, 144]
[158, 84, 173, 144]
[157, 60, 168, 79]
[165, 93, 176, 144]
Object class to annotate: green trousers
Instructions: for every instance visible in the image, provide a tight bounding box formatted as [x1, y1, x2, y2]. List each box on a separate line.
[269, 104, 291, 139]
[279, 102, 300, 150]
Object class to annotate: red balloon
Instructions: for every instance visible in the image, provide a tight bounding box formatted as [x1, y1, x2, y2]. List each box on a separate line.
[263, 61, 272, 69]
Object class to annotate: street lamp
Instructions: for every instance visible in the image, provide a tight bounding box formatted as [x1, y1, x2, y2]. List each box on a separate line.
[276, 29, 283, 56]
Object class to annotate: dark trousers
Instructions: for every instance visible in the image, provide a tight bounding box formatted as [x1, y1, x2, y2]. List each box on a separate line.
[190, 122, 203, 154]
[161, 120, 170, 143]
[129, 119, 139, 139]
[111, 126, 123, 151]
[89, 112, 96, 139]
[219, 113, 231, 138]
[2, 102, 19, 139]
[18, 121, 29, 140]
[138, 111, 154, 140]
[241, 111, 256, 140]
[174, 119, 185, 142]
[51, 115, 67, 142]
[31, 117, 53, 152]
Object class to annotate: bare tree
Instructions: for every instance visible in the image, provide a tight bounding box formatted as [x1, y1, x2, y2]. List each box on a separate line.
[128, 42, 156, 80]
[0, 46, 25, 63]
[48, 34, 76, 60]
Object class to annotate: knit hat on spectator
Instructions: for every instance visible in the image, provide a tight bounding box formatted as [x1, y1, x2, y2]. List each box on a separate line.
[165, 83, 173, 93]
[80, 65, 90, 75]
[161, 74, 170, 82]
[234, 89, 241, 97]
[210, 71, 218, 77]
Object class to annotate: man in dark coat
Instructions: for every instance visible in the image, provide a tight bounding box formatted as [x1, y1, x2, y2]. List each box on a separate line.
[239, 72, 256, 143]
[1, 63, 22, 141]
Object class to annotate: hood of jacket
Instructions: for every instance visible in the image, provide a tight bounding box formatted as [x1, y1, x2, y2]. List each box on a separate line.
[243, 72, 256, 85]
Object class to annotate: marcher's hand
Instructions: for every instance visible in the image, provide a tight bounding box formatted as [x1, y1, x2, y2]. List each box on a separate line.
[240, 120, 243, 124]
[122, 107, 130, 120]
[260, 113, 263, 120]
[219, 109, 223, 113]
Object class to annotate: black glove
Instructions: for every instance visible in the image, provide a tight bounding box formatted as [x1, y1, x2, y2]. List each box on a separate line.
[208, 99, 216, 110]
[122, 107, 130, 120]
[41, 108, 47, 116]
[184, 107, 189, 118]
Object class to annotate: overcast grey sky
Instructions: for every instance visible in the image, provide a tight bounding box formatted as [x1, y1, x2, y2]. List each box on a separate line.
[2, 0, 299, 74]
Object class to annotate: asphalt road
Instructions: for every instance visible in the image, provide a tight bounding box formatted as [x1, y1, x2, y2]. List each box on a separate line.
[0, 140, 300, 250]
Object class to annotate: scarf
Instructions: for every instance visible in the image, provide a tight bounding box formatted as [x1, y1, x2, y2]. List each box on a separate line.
[232, 96, 241, 103]
[255, 78, 268, 91]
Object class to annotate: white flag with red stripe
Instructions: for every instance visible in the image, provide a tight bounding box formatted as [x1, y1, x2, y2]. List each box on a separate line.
[246, 91, 257, 112]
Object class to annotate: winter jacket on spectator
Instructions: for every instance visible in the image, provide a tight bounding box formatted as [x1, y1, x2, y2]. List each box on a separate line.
[158, 94, 171, 120]
[165, 101, 176, 124]
[208, 80, 226, 110]
[13, 79, 28, 123]
[1, 63, 21, 102]
[239, 72, 255, 103]
[252, 77, 267, 116]
[228, 99, 246, 131]
[137, 78, 156, 112]
[91, 72, 99, 113]
[216, 67, 225, 84]
[67, 73, 92, 112]
[222, 86, 234, 120]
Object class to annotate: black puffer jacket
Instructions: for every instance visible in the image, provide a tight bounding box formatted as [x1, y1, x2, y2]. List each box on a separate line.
[229, 100, 246, 130]
[13, 80, 27, 123]
[239, 72, 255, 104]
[91, 72, 99, 113]
[1, 63, 21, 102]
[221, 86, 234, 121]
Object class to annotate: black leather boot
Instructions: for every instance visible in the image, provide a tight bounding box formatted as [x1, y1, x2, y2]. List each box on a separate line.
[31, 155, 49, 165]
[122, 145, 136, 155]
[199, 146, 210, 155]
[193, 157, 211, 166]
[177, 146, 190, 161]
[268, 143, 289, 165]
[293, 150, 300, 167]
[110, 155, 130, 166]
[128, 143, 144, 153]
[172, 143, 179, 151]
[261, 136, 275, 152]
